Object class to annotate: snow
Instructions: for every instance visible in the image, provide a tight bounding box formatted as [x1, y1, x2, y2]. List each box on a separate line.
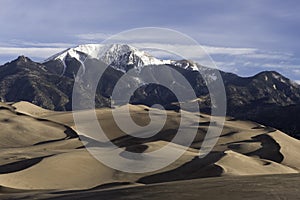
[44, 43, 199, 73]
[209, 74, 218, 81]
[45, 44, 106, 62]
[170, 60, 199, 71]
[190, 64, 199, 71]
[100, 44, 172, 72]
[290, 80, 300, 87]
[271, 72, 287, 84]
[264, 75, 268, 81]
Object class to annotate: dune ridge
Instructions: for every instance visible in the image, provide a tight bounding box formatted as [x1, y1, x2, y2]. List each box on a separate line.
[0, 101, 300, 193]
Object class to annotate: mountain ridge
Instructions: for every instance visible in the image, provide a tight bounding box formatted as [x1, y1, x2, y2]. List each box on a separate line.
[45, 44, 174, 73]
[0, 44, 300, 138]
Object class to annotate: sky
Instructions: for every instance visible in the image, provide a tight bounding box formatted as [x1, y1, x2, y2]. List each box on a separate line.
[0, 0, 299, 81]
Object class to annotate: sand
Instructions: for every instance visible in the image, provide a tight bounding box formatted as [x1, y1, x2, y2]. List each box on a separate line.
[0, 101, 300, 199]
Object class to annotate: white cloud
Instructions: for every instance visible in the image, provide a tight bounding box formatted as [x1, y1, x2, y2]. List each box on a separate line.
[16, 41, 75, 48]
[133, 43, 207, 59]
[263, 63, 300, 69]
[0, 41, 74, 63]
[242, 52, 292, 60]
[202, 45, 257, 55]
[74, 29, 292, 66]
[0, 47, 66, 59]
[294, 80, 300, 84]
[131, 43, 257, 57]
[0, 39, 298, 81]
[292, 69, 300, 75]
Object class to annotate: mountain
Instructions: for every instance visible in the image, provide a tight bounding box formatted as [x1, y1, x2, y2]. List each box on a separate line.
[222, 70, 300, 115]
[45, 44, 172, 73]
[0, 56, 110, 110]
[221, 71, 300, 138]
[0, 44, 300, 138]
[223, 70, 300, 108]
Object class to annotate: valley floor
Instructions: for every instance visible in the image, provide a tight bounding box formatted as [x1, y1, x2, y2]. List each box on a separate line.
[1, 174, 300, 200]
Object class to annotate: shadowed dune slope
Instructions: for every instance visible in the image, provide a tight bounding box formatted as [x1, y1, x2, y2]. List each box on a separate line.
[0, 101, 300, 191]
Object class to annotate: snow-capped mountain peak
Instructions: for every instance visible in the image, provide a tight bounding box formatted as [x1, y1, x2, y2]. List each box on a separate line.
[45, 44, 105, 62]
[171, 59, 199, 71]
[45, 43, 175, 72]
[44, 43, 207, 74]
[100, 44, 172, 72]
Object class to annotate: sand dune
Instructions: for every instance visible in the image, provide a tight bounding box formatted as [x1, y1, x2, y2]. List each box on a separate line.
[0, 101, 300, 195]
[0, 149, 116, 190]
[216, 150, 298, 175]
[0, 104, 73, 148]
[12, 101, 55, 117]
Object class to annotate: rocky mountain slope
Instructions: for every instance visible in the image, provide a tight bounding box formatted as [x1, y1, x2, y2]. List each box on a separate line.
[0, 44, 299, 137]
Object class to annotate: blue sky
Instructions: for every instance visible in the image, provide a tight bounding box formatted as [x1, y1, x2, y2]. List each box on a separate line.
[0, 0, 299, 81]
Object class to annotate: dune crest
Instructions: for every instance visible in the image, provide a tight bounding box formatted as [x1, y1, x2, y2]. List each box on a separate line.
[0, 101, 300, 192]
